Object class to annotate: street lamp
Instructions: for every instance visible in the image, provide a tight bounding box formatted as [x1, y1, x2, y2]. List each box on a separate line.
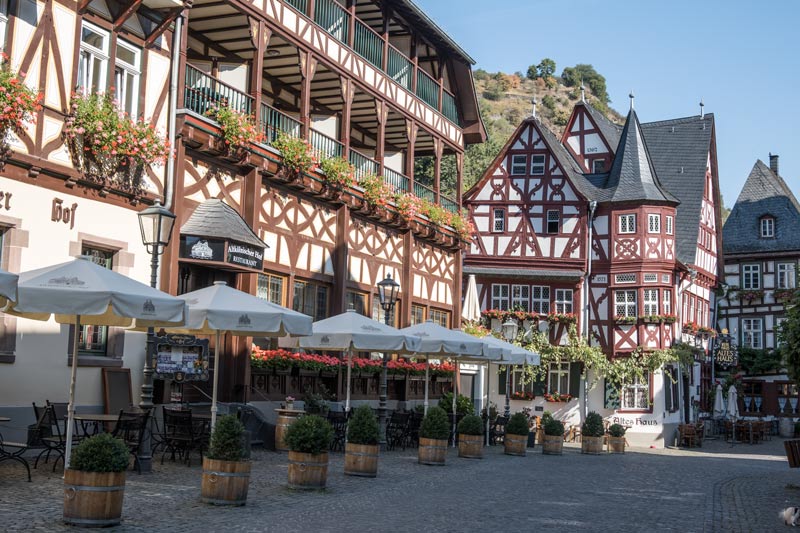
[376, 273, 400, 449]
[137, 199, 176, 472]
[501, 317, 519, 418]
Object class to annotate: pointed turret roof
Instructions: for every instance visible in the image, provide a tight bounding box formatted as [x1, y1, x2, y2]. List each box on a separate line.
[723, 160, 800, 254]
[605, 109, 678, 204]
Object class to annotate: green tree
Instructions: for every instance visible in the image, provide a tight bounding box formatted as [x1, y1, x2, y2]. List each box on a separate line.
[779, 304, 800, 383]
[537, 58, 556, 80]
[561, 64, 609, 104]
[526, 64, 538, 80]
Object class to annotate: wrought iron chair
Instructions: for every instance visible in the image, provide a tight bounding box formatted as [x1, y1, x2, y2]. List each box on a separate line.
[327, 411, 348, 452]
[404, 412, 423, 449]
[386, 412, 410, 451]
[33, 405, 70, 471]
[112, 410, 151, 474]
[161, 408, 204, 466]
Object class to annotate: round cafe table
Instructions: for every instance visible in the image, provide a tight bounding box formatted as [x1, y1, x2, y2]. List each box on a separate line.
[275, 409, 305, 451]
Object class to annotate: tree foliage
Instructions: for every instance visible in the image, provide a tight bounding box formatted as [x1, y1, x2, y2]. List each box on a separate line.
[779, 303, 800, 383]
[537, 58, 557, 80]
[561, 64, 609, 103]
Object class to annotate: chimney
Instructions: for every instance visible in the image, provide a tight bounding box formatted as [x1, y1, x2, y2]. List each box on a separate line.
[769, 153, 779, 175]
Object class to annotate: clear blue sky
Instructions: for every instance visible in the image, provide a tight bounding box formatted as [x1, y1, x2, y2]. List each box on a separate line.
[416, 0, 800, 208]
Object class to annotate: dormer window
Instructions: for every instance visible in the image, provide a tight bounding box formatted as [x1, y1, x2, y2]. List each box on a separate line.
[760, 216, 775, 238]
[592, 159, 606, 173]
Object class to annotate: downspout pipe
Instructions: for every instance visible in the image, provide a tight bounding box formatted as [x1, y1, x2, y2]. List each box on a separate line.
[164, 13, 183, 213]
[583, 200, 597, 418]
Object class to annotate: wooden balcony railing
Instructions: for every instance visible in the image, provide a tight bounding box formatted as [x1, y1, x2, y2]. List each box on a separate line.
[349, 148, 379, 180]
[383, 167, 409, 193]
[184, 64, 254, 116]
[353, 19, 383, 70]
[387, 45, 413, 91]
[415, 69, 439, 111]
[314, 0, 349, 43]
[260, 102, 302, 143]
[310, 129, 344, 160]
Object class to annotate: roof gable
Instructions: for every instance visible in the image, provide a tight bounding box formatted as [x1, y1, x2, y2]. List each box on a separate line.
[182, 199, 268, 249]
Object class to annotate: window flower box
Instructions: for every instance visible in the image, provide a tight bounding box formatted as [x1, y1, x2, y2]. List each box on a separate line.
[510, 391, 535, 401]
[543, 392, 573, 403]
[615, 315, 637, 325]
[547, 313, 577, 325]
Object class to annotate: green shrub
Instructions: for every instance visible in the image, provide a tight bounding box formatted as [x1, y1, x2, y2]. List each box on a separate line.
[457, 414, 484, 436]
[438, 392, 474, 416]
[541, 411, 554, 427]
[582, 411, 605, 438]
[347, 405, 379, 445]
[420, 406, 450, 440]
[544, 417, 565, 437]
[304, 385, 331, 415]
[506, 412, 529, 436]
[70, 433, 130, 473]
[284, 415, 333, 455]
[608, 424, 627, 438]
[207, 415, 246, 462]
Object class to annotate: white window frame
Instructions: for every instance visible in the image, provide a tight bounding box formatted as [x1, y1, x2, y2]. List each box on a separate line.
[742, 318, 763, 349]
[492, 209, 505, 233]
[742, 264, 761, 290]
[511, 368, 534, 395]
[510, 154, 527, 175]
[648, 214, 661, 233]
[530, 154, 545, 175]
[546, 209, 560, 234]
[662, 289, 672, 315]
[615, 290, 637, 318]
[78, 21, 110, 95]
[531, 286, 550, 314]
[114, 39, 142, 118]
[257, 272, 285, 305]
[491, 284, 509, 311]
[643, 289, 659, 316]
[778, 263, 796, 289]
[547, 362, 570, 394]
[555, 288, 572, 313]
[619, 214, 636, 234]
[761, 217, 775, 238]
[0, 0, 8, 52]
[511, 284, 529, 311]
[621, 374, 650, 410]
[666, 215, 674, 235]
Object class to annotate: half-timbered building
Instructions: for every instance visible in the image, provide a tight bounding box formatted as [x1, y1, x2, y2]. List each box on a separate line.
[464, 95, 722, 447]
[0, 0, 483, 434]
[717, 155, 800, 418]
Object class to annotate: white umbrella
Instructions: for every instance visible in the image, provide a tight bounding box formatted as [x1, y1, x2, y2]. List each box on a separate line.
[727, 385, 739, 420]
[0, 267, 18, 307]
[713, 384, 725, 418]
[166, 281, 313, 429]
[461, 275, 481, 323]
[299, 309, 421, 412]
[5, 256, 186, 467]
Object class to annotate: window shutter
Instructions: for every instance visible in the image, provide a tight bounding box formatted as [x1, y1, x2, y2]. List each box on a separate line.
[664, 372, 673, 412]
[568, 362, 582, 398]
[532, 375, 546, 396]
[604, 379, 620, 409]
[498, 367, 507, 395]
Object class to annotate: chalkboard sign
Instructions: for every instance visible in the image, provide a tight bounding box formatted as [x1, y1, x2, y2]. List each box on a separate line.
[102, 368, 132, 415]
[154, 334, 209, 383]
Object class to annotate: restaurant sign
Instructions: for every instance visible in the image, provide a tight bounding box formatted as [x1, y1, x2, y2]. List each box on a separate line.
[155, 334, 210, 383]
[714, 330, 738, 369]
[227, 242, 264, 269]
[179, 235, 264, 272]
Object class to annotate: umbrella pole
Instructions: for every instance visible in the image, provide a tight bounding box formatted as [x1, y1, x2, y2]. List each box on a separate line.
[210, 330, 221, 431]
[485, 362, 491, 446]
[423, 356, 429, 415]
[452, 361, 459, 448]
[64, 315, 81, 469]
[345, 348, 352, 413]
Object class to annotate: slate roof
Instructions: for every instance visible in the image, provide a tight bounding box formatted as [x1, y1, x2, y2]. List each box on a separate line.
[181, 199, 268, 249]
[605, 109, 678, 204]
[723, 160, 800, 254]
[581, 101, 623, 152]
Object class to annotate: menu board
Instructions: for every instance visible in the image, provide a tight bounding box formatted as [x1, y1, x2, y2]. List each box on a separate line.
[154, 334, 210, 382]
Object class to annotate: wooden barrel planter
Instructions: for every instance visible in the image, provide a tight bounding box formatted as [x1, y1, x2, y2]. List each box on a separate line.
[275, 411, 303, 451]
[608, 436, 626, 454]
[542, 435, 564, 455]
[457, 434, 483, 459]
[581, 436, 604, 455]
[63, 469, 125, 527]
[418, 437, 447, 466]
[201, 458, 251, 506]
[344, 443, 379, 477]
[504, 434, 527, 456]
[287, 451, 329, 489]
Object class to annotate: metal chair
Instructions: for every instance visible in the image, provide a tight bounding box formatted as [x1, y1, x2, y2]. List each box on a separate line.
[327, 411, 348, 452]
[386, 412, 410, 451]
[33, 405, 69, 471]
[112, 410, 150, 474]
[161, 408, 204, 466]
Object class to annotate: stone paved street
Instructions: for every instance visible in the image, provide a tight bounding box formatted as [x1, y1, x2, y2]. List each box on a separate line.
[1, 437, 797, 532]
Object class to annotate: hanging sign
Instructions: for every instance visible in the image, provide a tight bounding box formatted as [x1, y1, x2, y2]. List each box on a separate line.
[714, 330, 738, 369]
[155, 334, 210, 382]
[227, 242, 264, 269]
[180, 235, 225, 262]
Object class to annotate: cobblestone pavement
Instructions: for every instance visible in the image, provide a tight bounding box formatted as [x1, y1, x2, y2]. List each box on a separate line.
[0, 437, 797, 532]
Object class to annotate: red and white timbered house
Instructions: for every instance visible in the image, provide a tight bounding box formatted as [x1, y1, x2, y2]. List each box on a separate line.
[464, 97, 722, 447]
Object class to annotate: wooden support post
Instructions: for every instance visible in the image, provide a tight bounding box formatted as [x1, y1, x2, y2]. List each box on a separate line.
[375, 100, 387, 176]
[401, 232, 413, 328]
[347, 0, 356, 48]
[410, 34, 418, 93]
[299, 51, 318, 140]
[249, 19, 271, 121]
[331, 206, 350, 315]
[405, 119, 417, 192]
[433, 138, 443, 204]
[340, 79, 354, 159]
[381, 4, 391, 72]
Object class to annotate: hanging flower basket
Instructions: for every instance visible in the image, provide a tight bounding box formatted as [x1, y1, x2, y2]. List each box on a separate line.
[0, 55, 42, 167]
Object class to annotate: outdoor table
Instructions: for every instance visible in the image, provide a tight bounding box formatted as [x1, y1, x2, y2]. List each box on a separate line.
[71, 413, 121, 437]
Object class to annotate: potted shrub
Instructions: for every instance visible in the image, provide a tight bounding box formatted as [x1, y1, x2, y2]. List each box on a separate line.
[418, 406, 449, 466]
[457, 414, 484, 459]
[504, 412, 529, 457]
[201, 415, 250, 506]
[344, 405, 380, 477]
[63, 433, 129, 527]
[542, 416, 565, 455]
[581, 411, 605, 455]
[608, 423, 627, 453]
[285, 415, 334, 490]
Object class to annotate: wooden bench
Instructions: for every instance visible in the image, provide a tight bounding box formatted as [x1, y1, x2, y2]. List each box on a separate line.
[785, 440, 800, 468]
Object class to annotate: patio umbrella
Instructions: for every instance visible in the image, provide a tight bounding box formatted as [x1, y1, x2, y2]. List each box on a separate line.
[713, 384, 725, 418]
[461, 275, 481, 323]
[166, 281, 313, 429]
[298, 310, 421, 412]
[0, 267, 18, 308]
[727, 385, 740, 420]
[5, 256, 186, 467]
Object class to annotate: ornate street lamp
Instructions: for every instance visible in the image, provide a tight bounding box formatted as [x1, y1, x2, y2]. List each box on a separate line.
[501, 317, 519, 418]
[137, 199, 176, 472]
[376, 273, 400, 449]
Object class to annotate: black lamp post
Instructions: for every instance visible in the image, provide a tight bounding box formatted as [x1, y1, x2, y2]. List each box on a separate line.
[501, 317, 519, 418]
[376, 273, 400, 449]
[137, 199, 176, 472]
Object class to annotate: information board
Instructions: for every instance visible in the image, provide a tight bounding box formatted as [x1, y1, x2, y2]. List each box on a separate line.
[154, 334, 210, 383]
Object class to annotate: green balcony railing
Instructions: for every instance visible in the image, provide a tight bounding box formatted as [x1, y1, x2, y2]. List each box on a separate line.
[349, 149, 379, 180]
[260, 102, 302, 144]
[415, 69, 439, 111]
[441, 91, 459, 126]
[184, 64, 253, 116]
[414, 181, 436, 203]
[284, 0, 308, 13]
[353, 19, 384, 70]
[314, 0, 349, 43]
[383, 168, 409, 193]
[440, 196, 459, 214]
[387, 45, 412, 91]
[310, 129, 344, 160]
